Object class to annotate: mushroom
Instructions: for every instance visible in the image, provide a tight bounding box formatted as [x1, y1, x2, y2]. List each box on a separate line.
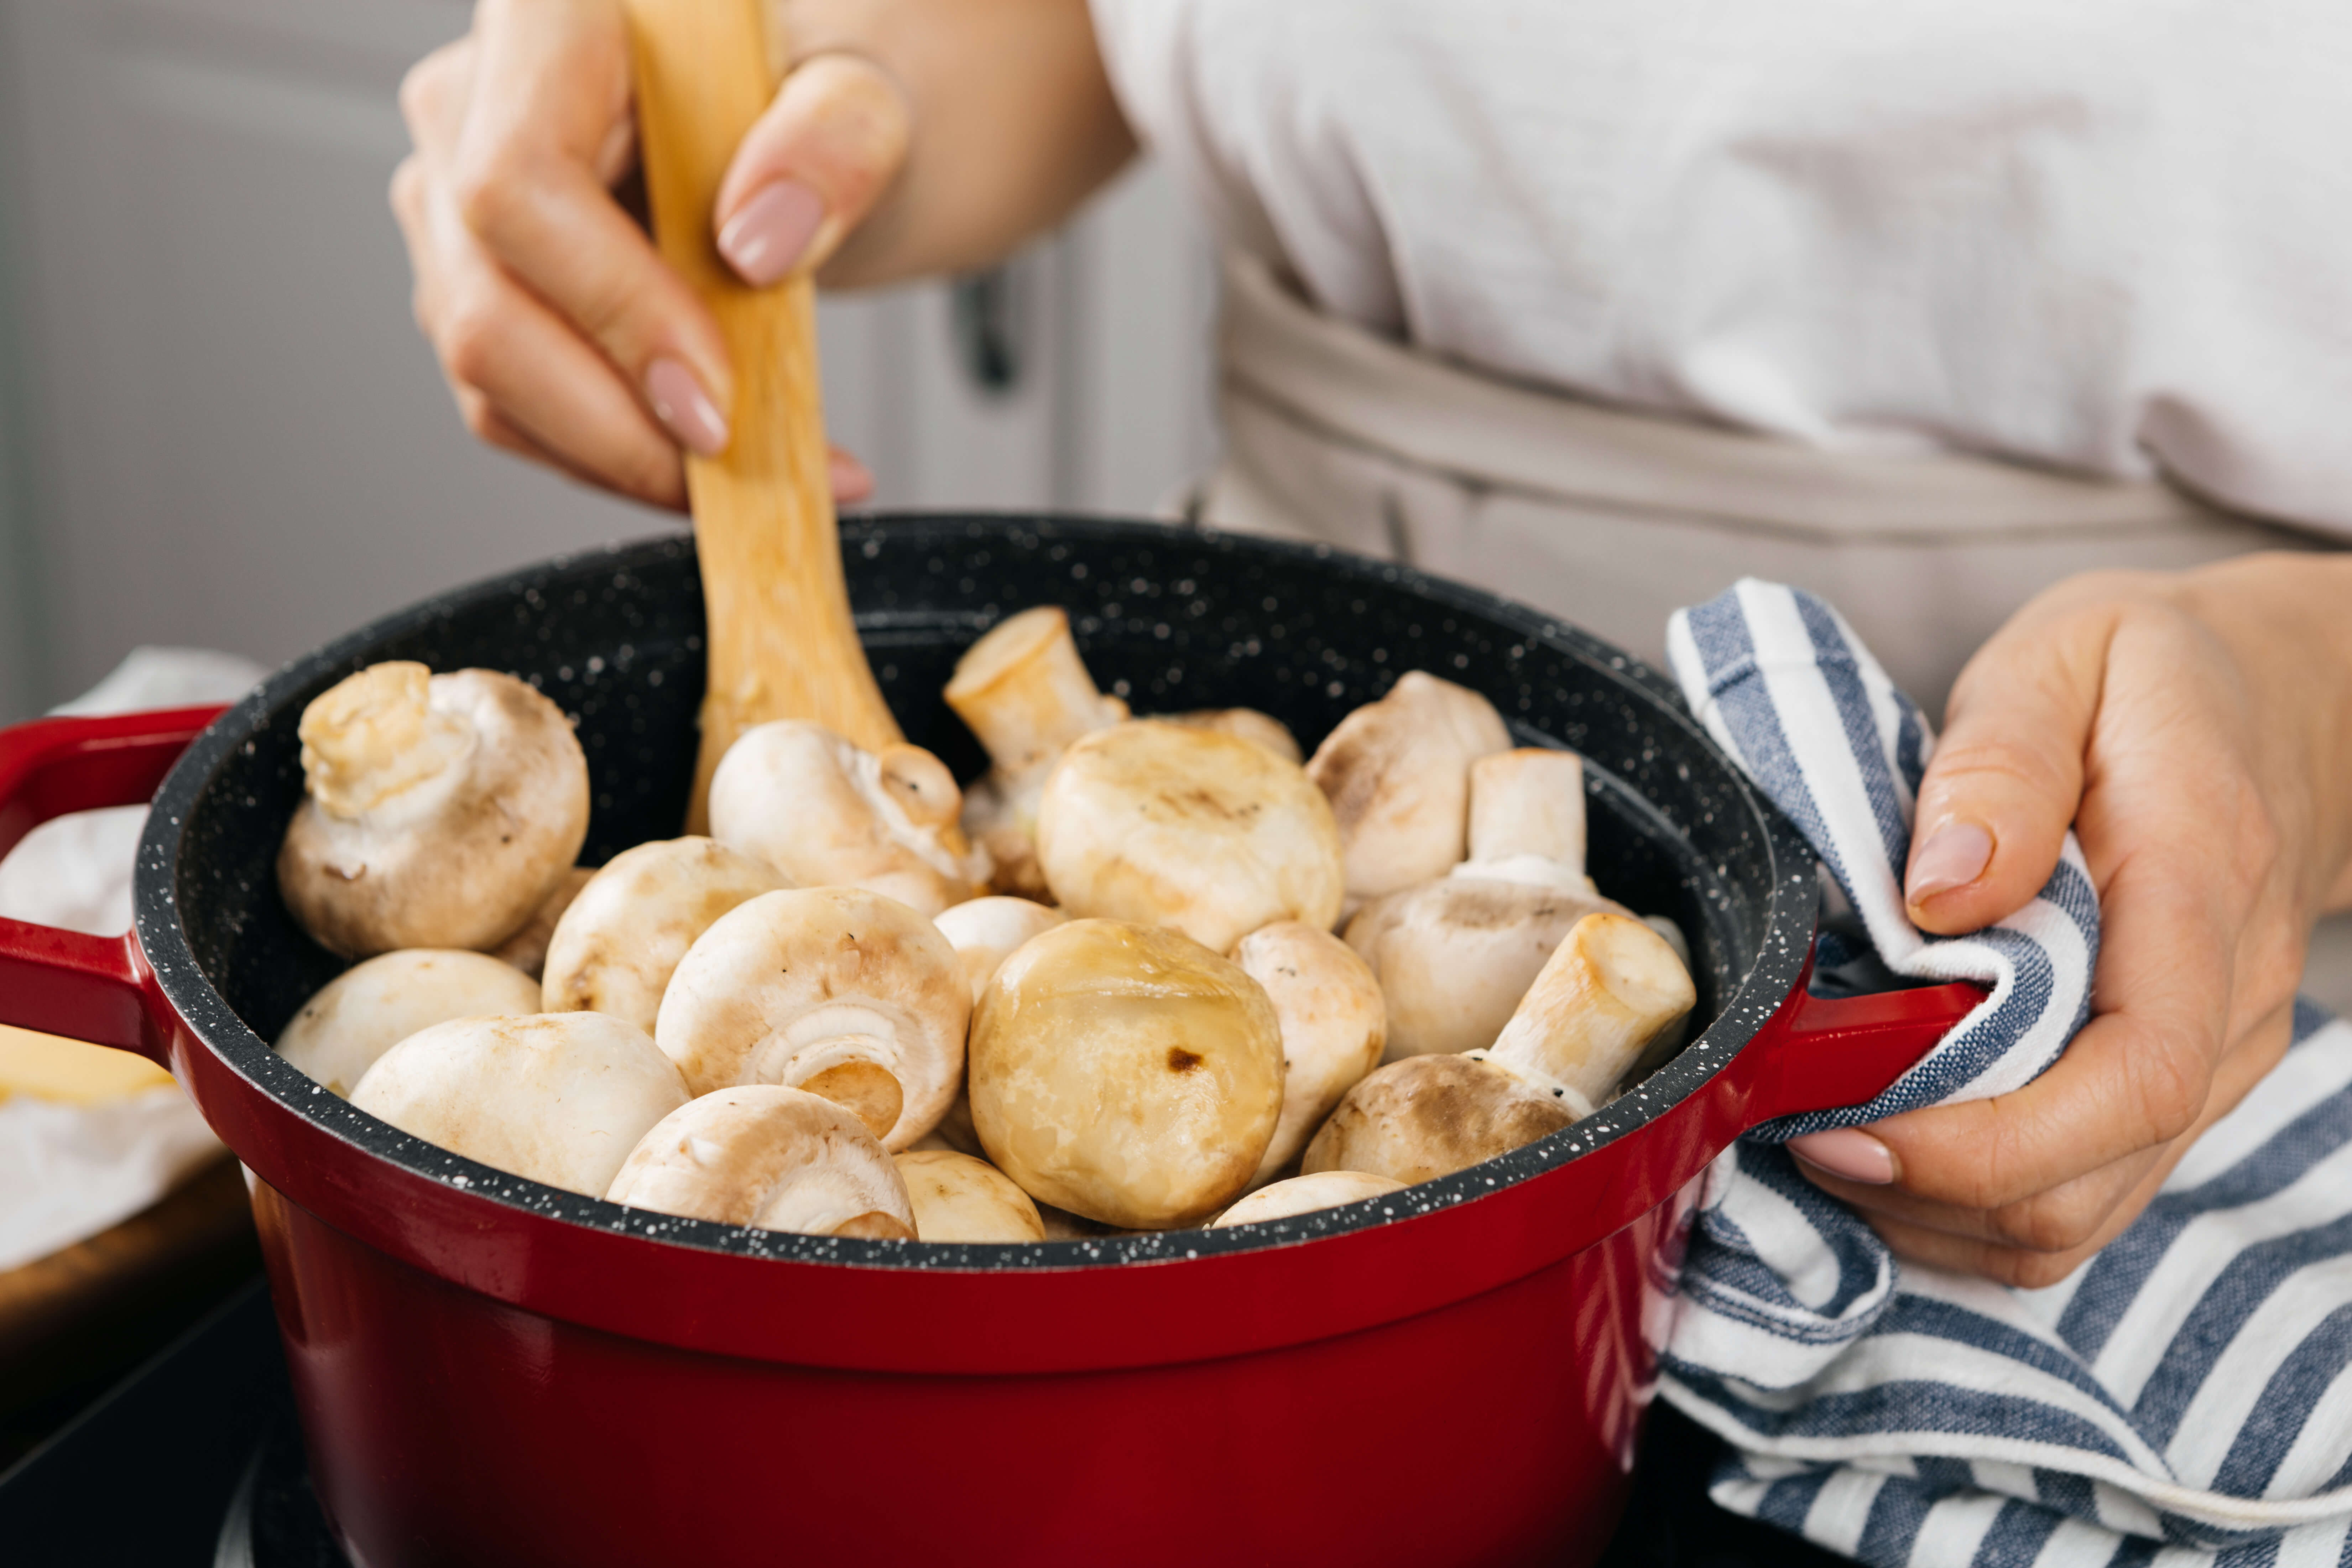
[1230, 921, 1386, 1187]
[1346, 749, 1628, 1060]
[540, 837, 791, 1034]
[945, 607, 1128, 899]
[1211, 1170, 1405, 1229]
[607, 1085, 916, 1240]
[1159, 708, 1303, 766]
[1300, 1053, 1575, 1187]
[892, 1148, 1047, 1243]
[1034, 720, 1344, 953]
[708, 720, 982, 918]
[490, 866, 594, 981]
[969, 918, 1283, 1230]
[1477, 911, 1697, 1111]
[930, 896, 1068, 1005]
[349, 1011, 688, 1197]
[1304, 671, 1511, 916]
[278, 662, 591, 958]
[275, 948, 542, 1098]
[655, 886, 970, 1152]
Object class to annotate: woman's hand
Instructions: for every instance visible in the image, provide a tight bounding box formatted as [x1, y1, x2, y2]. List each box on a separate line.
[1788, 552, 2352, 1287]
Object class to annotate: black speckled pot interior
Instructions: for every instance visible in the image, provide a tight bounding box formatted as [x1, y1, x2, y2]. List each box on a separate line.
[138, 514, 1815, 1268]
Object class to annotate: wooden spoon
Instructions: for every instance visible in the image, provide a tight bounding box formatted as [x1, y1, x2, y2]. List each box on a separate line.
[621, 0, 901, 832]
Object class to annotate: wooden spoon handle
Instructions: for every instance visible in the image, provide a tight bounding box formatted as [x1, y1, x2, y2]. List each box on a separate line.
[622, 0, 901, 832]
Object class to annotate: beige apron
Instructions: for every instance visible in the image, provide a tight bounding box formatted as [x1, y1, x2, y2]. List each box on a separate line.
[1196, 252, 2352, 1014]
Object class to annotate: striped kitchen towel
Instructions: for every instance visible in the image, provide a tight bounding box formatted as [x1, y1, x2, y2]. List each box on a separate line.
[1658, 579, 2352, 1568]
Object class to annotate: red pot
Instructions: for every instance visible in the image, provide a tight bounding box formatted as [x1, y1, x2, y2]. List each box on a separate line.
[0, 519, 1977, 1568]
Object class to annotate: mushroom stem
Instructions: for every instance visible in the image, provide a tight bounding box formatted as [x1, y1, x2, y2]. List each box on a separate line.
[945, 607, 1127, 779]
[1461, 749, 1586, 884]
[1483, 911, 1696, 1107]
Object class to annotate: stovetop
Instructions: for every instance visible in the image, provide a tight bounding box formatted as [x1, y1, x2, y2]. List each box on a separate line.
[0, 1277, 1844, 1568]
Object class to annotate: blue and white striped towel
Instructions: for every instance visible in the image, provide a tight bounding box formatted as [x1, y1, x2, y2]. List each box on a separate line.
[1658, 579, 2352, 1568]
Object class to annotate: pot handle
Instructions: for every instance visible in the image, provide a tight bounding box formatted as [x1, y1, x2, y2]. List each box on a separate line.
[0, 705, 228, 1066]
[1745, 977, 1993, 1127]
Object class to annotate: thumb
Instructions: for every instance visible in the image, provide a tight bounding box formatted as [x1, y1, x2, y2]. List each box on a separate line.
[1907, 607, 2110, 934]
[715, 53, 911, 287]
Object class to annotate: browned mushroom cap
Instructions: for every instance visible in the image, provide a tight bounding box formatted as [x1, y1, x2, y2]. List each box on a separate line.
[490, 868, 594, 981]
[607, 1086, 915, 1240]
[655, 887, 970, 1151]
[1160, 708, 1303, 766]
[1304, 672, 1511, 915]
[540, 838, 791, 1034]
[1300, 1053, 1575, 1187]
[1211, 1170, 1405, 1229]
[1483, 911, 1696, 1107]
[969, 919, 1284, 1230]
[707, 720, 982, 918]
[276, 949, 542, 1098]
[1230, 921, 1386, 1186]
[892, 1149, 1047, 1242]
[349, 1012, 689, 1197]
[1035, 721, 1344, 953]
[278, 663, 590, 958]
[946, 607, 1128, 900]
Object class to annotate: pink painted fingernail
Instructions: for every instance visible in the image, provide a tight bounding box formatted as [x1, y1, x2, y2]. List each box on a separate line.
[645, 358, 729, 456]
[1788, 1127, 1897, 1184]
[1908, 821, 1993, 905]
[718, 180, 825, 286]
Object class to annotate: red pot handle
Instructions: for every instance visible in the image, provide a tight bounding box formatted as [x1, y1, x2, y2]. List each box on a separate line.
[0, 705, 228, 1066]
[1746, 976, 1993, 1127]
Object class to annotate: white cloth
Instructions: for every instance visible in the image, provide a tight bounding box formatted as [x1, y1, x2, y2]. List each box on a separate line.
[1094, 0, 2352, 538]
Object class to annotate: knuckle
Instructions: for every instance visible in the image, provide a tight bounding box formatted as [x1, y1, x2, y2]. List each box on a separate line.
[1989, 1191, 2107, 1255]
[1992, 1249, 2086, 1291]
[449, 145, 532, 243]
[437, 294, 507, 390]
[398, 43, 465, 134]
[2128, 1028, 2211, 1145]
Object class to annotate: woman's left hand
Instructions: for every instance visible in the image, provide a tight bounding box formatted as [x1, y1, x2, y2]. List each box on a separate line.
[1786, 552, 2352, 1287]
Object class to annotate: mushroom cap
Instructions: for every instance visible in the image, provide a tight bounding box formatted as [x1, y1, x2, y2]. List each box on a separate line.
[709, 720, 980, 918]
[1161, 708, 1303, 766]
[1345, 877, 1627, 1059]
[1300, 1053, 1575, 1187]
[655, 886, 970, 1151]
[1034, 720, 1344, 953]
[279, 664, 591, 958]
[490, 867, 594, 981]
[1304, 671, 1511, 911]
[1487, 911, 1698, 1105]
[541, 837, 791, 1034]
[969, 919, 1284, 1230]
[931, 895, 1069, 1005]
[349, 1011, 688, 1197]
[1210, 1170, 1405, 1229]
[608, 1085, 916, 1240]
[276, 948, 542, 1098]
[892, 1149, 1047, 1243]
[1230, 921, 1387, 1185]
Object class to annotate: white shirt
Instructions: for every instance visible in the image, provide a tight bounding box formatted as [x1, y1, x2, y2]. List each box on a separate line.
[1092, 0, 2352, 537]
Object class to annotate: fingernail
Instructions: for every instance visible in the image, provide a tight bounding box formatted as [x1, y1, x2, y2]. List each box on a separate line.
[1788, 1127, 1897, 1185]
[645, 358, 729, 456]
[1907, 821, 1994, 905]
[718, 180, 825, 286]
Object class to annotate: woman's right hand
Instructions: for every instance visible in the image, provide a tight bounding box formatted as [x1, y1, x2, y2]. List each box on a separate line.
[391, 0, 911, 510]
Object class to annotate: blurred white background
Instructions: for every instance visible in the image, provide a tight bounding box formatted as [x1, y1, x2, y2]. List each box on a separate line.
[0, 0, 1220, 722]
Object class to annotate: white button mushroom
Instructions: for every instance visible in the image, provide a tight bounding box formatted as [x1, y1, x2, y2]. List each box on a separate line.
[349, 1012, 689, 1197]
[1300, 1053, 1576, 1187]
[275, 948, 542, 1098]
[1478, 911, 1697, 1110]
[655, 886, 970, 1152]
[708, 720, 982, 918]
[278, 662, 591, 958]
[1034, 721, 1345, 954]
[539, 837, 792, 1034]
[944, 606, 1128, 900]
[1229, 921, 1387, 1188]
[489, 867, 594, 981]
[1304, 671, 1512, 916]
[1210, 1170, 1405, 1229]
[892, 1149, 1047, 1243]
[1158, 708, 1303, 766]
[968, 918, 1284, 1230]
[930, 895, 1068, 1006]
[608, 1085, 917, 1240]
[1345, 749, 1628, 1061]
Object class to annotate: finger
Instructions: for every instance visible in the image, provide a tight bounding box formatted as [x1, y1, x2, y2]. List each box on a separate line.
[398, 38, 476, 164]
[716, 53, 912, 286]
[829, 446, 876, 504]
[451, 0, 734, 454]
[1905, 604, 2116, 933]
